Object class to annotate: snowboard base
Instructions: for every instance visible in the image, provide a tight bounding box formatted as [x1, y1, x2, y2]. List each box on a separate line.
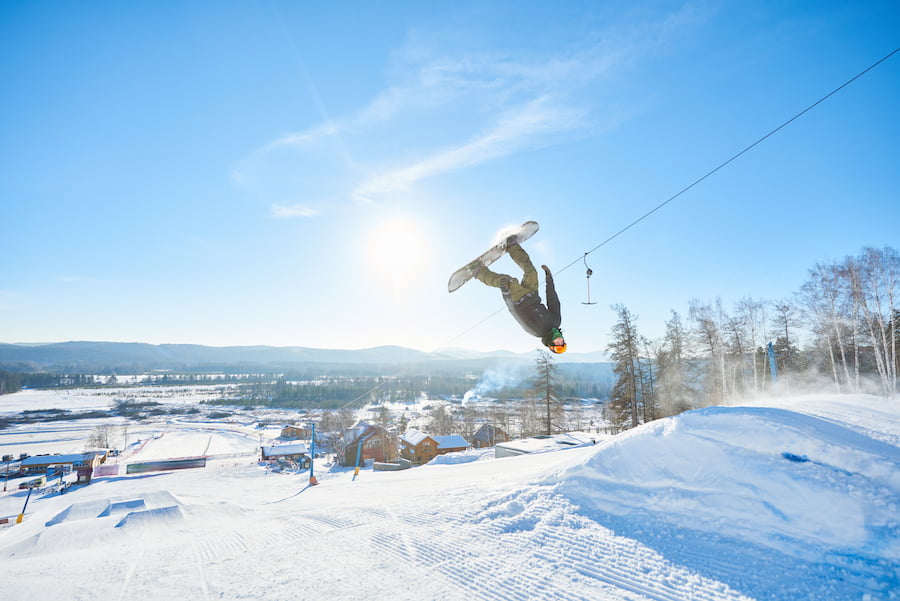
[448, 221, 539, 292]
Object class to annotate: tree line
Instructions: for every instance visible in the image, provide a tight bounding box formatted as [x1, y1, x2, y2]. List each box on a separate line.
[606, 245, 899, 431]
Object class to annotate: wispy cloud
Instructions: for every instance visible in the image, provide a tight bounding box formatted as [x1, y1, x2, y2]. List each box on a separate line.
[235, 7, 699, 211]
[351, 95, 588, 202]
[270, 203, 321, 219]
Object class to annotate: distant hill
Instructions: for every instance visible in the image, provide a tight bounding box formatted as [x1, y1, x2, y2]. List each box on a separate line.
[0, 341, 611, 376]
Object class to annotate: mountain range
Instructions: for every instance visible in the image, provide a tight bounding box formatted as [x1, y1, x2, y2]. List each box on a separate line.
[0, 341, 610, 374]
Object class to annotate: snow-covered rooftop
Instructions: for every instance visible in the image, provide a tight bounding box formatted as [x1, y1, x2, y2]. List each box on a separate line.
[261, 443, 308, 457]
[433, 434, 469, 450]
[21, 454, 88, 466]
[400, 428, 429, 446]
[495, 432, 596, 455]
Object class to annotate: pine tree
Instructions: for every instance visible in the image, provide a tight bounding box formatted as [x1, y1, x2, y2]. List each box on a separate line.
[607, 304, 643, 429]
[531, 349, 562, 435]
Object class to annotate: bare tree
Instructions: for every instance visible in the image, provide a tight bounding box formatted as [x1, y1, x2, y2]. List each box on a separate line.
[768, 298, 802, 380]
[689, 298, 727, 403]
[848, 247, 899, 396]
[429, 405, 453, 435]
[799, 262, 856, 390]
[655, 310, 696, 416]
[737, 296, 768, 391]
[85, 425, 114, 451]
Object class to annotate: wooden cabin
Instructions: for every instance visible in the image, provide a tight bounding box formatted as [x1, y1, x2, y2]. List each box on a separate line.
[337, 422, 394, 467]
[472, 424, 510, 448]
[400, 429, 469, 464]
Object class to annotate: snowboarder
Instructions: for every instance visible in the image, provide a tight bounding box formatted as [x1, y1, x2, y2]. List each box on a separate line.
[469, 235, 567, 354]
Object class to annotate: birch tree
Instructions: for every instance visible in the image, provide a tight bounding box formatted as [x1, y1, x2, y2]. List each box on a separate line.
[689, 298, 727, 403]
[848, 247, 899, 396]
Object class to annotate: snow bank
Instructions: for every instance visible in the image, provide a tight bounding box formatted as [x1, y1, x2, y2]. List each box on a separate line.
[550, 405, 900, 561]
[426, 447, 495, 465]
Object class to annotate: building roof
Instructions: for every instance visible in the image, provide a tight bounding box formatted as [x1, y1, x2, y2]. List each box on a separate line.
[433, 435, 469, 450]
[262, 443, 308, 457]
[400, 429, 431, 446]
[21, 454, 87, 466]
[473, 424, 506, 441]
[343, 421, 377, 445]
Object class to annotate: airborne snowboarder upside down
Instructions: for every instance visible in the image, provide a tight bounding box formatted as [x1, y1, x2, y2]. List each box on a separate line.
[470, 235, 567, 354]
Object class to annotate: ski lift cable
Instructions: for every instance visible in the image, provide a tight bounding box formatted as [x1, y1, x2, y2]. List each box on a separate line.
[443, 45, 898, 346]
[556, 44, 900, 277]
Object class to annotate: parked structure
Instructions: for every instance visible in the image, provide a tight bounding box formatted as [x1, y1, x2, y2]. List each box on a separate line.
[494, 433, 596, 458]
[400, 429, 469, 464]
[261, 443, 308, 462]
[280, 424, 311, 440]
[20, 452, 107, 475]
[472, 424, 510, 448]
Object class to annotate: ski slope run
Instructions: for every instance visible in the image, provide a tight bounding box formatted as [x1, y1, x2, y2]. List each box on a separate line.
[1, 394, 897, 600]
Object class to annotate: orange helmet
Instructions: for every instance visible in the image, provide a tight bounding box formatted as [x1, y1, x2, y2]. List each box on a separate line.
[548, 342, 567, 354]
[546, 328, 566, 353]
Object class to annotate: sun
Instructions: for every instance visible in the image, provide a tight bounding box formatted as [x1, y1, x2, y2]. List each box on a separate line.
[368, 217, 429, 284]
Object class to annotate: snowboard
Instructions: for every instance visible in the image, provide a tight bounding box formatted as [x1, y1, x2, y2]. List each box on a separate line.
[448, 221, 539, 292]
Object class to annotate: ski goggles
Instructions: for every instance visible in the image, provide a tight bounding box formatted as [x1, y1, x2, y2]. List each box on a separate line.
[547, 328, 566, 353]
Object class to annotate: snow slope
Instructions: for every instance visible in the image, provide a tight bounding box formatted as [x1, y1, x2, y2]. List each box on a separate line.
[1, 393, 898, 601]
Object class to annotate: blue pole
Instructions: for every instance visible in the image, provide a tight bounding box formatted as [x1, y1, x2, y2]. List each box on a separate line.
[17, 483, 34, 523]
[308, 423, 318, 486]
[767, 342, 778, 386]
[352, 435, 365, 481]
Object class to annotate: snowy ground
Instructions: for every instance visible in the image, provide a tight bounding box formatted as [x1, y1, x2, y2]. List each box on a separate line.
[1, 392, 898, 600]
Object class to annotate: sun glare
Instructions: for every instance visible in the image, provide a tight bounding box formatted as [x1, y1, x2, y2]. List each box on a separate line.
[368, 217, 428, 284]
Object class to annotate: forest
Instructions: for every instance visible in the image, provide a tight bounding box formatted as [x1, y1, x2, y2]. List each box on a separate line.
[605, 245, 899, 429]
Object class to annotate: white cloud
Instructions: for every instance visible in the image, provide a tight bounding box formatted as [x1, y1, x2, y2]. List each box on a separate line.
[270, 203, 321, 219]
[351, 95, 588, 203]
[237, 8, 698, 209]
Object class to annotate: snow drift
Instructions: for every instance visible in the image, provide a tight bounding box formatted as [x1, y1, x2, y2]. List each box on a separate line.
[549, 405, 900, 562]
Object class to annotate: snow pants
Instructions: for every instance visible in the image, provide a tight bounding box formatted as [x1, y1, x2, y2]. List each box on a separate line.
[474, 243, 539, 303]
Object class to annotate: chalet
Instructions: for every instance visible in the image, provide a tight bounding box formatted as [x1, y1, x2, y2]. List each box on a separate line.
[400, 429, 469, 464]
[472, 424, 510, 448]
[337, 422, 394, 467]
[261, 443, 308, 462]
[280, 424, 312, 440]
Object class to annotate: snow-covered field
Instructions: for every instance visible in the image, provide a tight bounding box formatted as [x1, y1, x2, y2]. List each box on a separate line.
[1, 391, 898, 600]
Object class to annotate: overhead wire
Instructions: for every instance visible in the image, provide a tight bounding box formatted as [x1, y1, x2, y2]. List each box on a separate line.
[555, 45, 900, 276]
[446, 44, 900, 345]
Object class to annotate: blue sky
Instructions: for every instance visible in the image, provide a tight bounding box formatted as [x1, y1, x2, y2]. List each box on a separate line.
[2, 1, 898, 353]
